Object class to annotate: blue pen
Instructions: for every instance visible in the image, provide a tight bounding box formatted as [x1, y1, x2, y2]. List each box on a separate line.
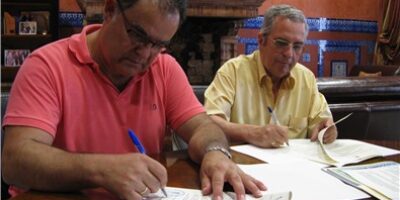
[267, 107, 289, 146]
[127, 129, 167, 197]
[128, 129, 146, 154]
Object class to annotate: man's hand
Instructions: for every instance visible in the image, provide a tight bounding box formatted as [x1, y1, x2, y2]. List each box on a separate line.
[310, 118, 337, 144]
[2, 126, 167, 200]
[91, 154, 167, 200]
[199, 151, 267, 200]
[246, 125, 289, 148]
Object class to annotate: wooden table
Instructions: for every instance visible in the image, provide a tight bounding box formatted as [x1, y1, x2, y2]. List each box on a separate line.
[9, 140, 400, 200]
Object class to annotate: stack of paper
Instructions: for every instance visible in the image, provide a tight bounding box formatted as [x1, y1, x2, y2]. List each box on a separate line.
[238, 162, 370, 200]
[231, 139, 400, 200]
[231, 139, 400, 167]
[324, 161, 400, 200]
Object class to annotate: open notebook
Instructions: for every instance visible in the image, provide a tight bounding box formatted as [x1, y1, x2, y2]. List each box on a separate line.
[314, 113, 390, 166]
[324, 161, 399, 200]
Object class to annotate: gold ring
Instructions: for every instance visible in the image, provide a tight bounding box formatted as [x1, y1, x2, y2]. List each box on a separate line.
[139, 187, 148, 196]
[271, 142, 276, 146]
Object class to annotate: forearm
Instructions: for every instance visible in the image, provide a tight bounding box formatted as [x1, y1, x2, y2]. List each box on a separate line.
[177, 113, 229, 163]
[2, 130, 102, 191]
[209, 115, 254, 144]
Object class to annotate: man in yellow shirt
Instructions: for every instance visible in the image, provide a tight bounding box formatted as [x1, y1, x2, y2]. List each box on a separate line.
[204, 4, 336, 148]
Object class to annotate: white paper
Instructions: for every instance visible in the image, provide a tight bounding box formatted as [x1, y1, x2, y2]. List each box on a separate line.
[231, 139, 400, 167]
[329, 162, 400, 200]
[238, 163, 370, 200]
[145, 186, 292, 200]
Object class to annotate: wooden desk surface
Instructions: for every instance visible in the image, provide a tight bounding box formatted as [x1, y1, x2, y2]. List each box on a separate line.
[9, 140, 400, 200]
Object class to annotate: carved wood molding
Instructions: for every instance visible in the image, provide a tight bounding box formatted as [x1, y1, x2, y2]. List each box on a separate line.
[77, 0, 265, 18]
[187, 0, 264, 17]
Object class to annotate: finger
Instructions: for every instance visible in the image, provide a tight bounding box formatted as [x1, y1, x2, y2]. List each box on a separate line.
[147, 158, 168, 189]
[274, 128, 286, 146]
[137, 185, 150, 196]
[226, 172, 245, 200]
[270, 141, 281, 148]
[311, 121, 326, 141]
[309, 127, 319, 141]
[281, 126, 290, 145]
[211, 170, 225, 200]
[124, 191, 142, 200]
[141, 171, 163, 193]
[254, 178, 267, 191]
[324, 130, 337, 144]
[200, 171, 212, 195]
[117, 183, 142, 200]
[240, 174, 265, 198]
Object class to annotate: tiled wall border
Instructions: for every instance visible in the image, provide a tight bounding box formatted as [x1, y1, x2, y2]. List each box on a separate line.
[59, 12, 85, 27]
[242, 17, 378, 33]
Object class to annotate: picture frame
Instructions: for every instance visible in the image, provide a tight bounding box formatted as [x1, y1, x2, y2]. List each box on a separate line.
[331, 60, 348, 77]
[20, 11, 50, 35]
[18, 21, 37, 35]
[4, 49, 30, 67]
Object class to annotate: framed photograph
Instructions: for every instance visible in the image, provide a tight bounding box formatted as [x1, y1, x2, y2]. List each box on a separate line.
[4, 49, 30, 67]
[20, 11, 50, 35]
[331, 60, 348, 77]
[19, 21, 37, 35]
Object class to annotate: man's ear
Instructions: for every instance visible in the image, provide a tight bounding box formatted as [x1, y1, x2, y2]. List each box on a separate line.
[103, 0, 117, 21]
[257, 32, 266, 47]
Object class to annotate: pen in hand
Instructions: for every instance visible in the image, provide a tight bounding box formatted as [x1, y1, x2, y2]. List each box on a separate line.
[128, 129, 168, 197]
[267, 107, 289, 146]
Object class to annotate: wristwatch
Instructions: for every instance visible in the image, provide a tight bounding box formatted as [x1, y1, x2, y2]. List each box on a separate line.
[206, 146, 232, 159]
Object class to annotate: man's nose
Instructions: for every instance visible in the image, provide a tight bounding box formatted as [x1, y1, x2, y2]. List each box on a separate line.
[134, 42, 153, 58]
[282, 45, 294, 58]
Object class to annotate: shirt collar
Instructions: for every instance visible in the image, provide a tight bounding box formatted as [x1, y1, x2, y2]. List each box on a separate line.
[254, 50, 295, 90]
[68, 24, 102, 69]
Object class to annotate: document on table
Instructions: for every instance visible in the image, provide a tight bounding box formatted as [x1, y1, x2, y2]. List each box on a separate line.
[238, 162, 370, 200]
[324, 161, 400, 200]
[144, 186, 292, 200]
[231, 139, 400, 167]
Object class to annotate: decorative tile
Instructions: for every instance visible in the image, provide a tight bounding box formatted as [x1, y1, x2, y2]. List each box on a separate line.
[242, 17, 378, 33]
[59, 12, 85, 27]
[242, 16, 264, 29]
[302, 52, 311, 63]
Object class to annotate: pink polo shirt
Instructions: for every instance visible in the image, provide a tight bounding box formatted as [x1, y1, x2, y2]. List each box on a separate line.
[3, 24, 204, 156]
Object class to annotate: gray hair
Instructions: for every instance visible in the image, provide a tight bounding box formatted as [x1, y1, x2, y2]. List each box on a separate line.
[118, 0, 187, 25]
[260, 4, 308, 37]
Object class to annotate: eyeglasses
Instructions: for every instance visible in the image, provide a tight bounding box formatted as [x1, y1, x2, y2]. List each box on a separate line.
[116, 0, 169, 51]
[270, 37, 304, 54]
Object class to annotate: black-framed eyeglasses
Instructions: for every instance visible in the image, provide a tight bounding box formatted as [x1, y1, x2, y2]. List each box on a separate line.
[116, 0, 170, 51]
[269, 37, 304, 54]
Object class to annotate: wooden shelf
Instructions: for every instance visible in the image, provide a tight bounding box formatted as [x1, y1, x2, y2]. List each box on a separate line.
[77, 0, 264, 20]
[2, 35, 53, 50]
[1, 67, 20, 82]
[187, 0, 264, 18]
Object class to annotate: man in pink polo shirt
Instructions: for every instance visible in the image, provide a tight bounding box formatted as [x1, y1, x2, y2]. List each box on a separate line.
[2, 0, 266, 199]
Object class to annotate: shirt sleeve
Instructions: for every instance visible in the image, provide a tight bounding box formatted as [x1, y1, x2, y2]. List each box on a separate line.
[161, 55, 205, 130]
[204, 61, 237, 121]
[307, 79, 333, 136]
[2, 53, 61, 136]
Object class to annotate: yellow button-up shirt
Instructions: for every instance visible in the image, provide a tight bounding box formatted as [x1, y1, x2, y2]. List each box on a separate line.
[204, 50, 332, 138]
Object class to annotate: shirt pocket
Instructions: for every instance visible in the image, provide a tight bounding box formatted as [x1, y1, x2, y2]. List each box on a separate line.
[288, 116, 308, 137]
